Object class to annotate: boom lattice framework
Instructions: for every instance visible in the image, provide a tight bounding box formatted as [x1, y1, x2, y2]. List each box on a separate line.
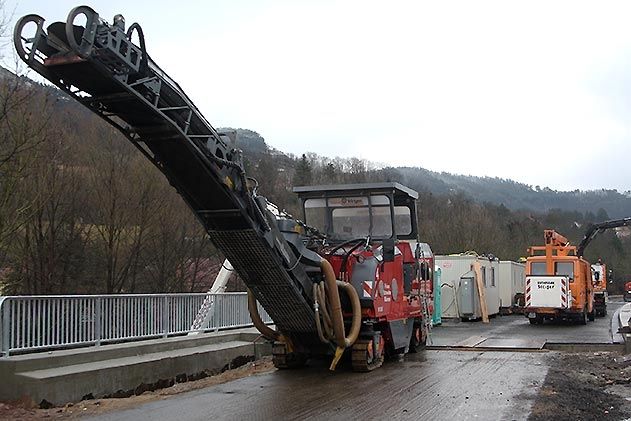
[14, 6, 318, 341]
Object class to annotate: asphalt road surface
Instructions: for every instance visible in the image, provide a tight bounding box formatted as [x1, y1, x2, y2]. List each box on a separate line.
[88, 299, 624, 421]
[89, 350, 548, 421]
[430, 299, 624, 348]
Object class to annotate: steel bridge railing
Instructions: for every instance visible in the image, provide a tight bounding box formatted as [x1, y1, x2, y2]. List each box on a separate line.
[0, 293, 271, 357]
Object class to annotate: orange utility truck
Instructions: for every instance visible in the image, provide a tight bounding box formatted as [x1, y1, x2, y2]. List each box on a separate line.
[591, 260, 608, 316]
[525, 230, 594, 324]
[624, 281, 631, 302]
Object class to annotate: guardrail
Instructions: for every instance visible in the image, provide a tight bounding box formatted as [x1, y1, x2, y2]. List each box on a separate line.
[0, 293, 271, 356]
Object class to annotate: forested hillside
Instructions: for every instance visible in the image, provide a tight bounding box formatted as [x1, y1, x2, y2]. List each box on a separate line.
[1, 68, 630, 295]
[233, 128, 631, 288]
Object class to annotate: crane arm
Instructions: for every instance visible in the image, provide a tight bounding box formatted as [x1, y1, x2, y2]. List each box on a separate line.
[577, 217, 631, 257]
[544, 230, 570, 247]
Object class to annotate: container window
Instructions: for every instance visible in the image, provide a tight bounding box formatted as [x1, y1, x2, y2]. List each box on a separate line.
[490, 267, 496, 287]
[481, 266, 487, 287]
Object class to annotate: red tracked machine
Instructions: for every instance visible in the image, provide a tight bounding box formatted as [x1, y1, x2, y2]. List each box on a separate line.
[294, 183, 434, 371]
[14, 6, 434, 372]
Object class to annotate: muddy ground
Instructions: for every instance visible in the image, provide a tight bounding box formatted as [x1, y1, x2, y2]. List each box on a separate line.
[529, 352, 631, 421]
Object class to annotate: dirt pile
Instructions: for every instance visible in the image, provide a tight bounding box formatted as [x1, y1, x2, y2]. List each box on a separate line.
[529, 352, 631, 421]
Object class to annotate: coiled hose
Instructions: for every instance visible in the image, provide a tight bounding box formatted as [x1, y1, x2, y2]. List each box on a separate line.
[314, 259, 362, 370]
[247, 289, 280, 341]
[247, 258, 361, 371]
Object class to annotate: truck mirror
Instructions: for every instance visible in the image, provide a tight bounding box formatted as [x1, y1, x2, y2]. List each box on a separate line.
[382, 239, 395, 262]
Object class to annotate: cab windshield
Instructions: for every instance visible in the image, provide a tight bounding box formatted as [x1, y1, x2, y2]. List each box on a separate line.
[529, 262, 547, 275]
[304, 195, 410, 241]
[555, 262, 574, 280]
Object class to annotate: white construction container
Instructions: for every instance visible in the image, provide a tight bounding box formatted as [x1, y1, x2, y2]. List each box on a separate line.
[498, 261, 525, 309]
[435, 255, 500, 320]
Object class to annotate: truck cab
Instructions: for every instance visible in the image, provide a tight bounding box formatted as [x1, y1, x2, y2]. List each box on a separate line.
[294, 183, 433, 295]
[525, 230, 594, 324]
[294, 182, 419, 243]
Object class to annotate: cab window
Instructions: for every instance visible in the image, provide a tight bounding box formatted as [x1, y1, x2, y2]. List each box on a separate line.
[303, 195, 394, 240]
[555, 262, 574, 281]
[394, 206, 412, 236]
[530, 262, 546, 275]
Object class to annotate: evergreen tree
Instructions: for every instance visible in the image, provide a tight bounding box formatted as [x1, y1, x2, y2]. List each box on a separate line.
[293, 154, 312, 186]
[323, 162, 336, 184]
[596, 208, 610, 222]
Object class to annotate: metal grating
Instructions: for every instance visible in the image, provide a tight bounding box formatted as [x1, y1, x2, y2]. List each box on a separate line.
[208, 229, 316, 333]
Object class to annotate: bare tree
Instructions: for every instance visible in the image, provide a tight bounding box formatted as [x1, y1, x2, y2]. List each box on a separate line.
[0, 79, 53, 271]
[8, 129, 88, 294]
[85, 131, 159, 293]
[141, 189, 216, 293]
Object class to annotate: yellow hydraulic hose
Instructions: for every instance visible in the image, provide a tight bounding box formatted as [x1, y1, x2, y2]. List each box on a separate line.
[335, 280, 362, 347]
[249, 258, 362, 371]
[319, 259, 347, 350]
[313, 283, 332, 343]
[317, 259, 362, 370]
[247, 289, 280, 341]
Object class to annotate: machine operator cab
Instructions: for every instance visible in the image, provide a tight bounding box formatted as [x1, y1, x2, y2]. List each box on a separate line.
[293, 182, 433, 303]
[293, 182, 419, 245]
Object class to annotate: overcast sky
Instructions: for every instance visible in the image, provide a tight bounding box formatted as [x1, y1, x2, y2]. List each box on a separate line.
[5, 1, 631, 192]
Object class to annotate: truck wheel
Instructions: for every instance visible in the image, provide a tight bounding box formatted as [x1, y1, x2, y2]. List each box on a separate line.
[528, 315, 542, 325]
[578, 309, 587, 325]
[409, 324, 427, 353]
[588, 310, 595, 322]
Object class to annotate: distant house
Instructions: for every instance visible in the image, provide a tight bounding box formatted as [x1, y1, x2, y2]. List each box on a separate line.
[615, 226, 631, 239]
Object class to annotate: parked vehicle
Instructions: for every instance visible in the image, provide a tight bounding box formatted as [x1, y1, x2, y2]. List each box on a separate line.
[624, 281, 631, 302]
[525, 230, 594, 324]
[591, 261, 608, 316]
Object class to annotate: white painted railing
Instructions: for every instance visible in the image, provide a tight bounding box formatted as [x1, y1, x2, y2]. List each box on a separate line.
[0, 293, 270, 356]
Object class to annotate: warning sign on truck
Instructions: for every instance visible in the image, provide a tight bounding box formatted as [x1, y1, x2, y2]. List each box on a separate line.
[525, 276, 570, 309]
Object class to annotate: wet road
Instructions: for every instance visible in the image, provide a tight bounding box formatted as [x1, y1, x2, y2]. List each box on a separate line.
[88, 300, 624, 420]
[89, 350, 548, 421]
[431, 299, 624, 347]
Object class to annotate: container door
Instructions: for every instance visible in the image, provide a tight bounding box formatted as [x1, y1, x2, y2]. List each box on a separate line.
[459, 275, 476, 316]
